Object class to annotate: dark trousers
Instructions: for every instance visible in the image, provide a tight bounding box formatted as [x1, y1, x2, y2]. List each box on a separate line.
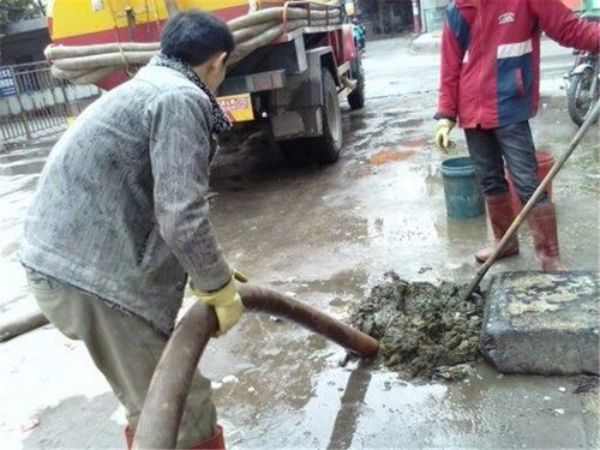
[465, 121, 548, 205]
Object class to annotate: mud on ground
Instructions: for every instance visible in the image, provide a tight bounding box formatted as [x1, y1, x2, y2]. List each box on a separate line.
[351, 272, 484, 380]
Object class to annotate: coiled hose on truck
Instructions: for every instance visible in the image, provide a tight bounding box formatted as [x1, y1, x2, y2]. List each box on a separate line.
[46, 2, 343, 86]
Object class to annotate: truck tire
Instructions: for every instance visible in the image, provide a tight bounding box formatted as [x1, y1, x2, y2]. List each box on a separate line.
[567, 67, 597, 127]
[347, 56, 365, 110]
[281, 69, 343, 165]
[314, 68, 343, 164]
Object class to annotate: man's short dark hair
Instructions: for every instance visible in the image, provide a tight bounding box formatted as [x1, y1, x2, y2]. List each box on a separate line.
[161, 10, 235, 66]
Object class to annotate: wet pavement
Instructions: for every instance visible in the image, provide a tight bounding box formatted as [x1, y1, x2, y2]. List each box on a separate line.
[1, 37, 598, 448]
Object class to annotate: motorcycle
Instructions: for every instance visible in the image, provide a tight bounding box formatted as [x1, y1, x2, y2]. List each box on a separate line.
[565, 16, 599, 126]
[352, 21, 366, 54]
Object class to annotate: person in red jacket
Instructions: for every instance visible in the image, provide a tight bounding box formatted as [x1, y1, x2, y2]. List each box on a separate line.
[434, 0, 600, 271]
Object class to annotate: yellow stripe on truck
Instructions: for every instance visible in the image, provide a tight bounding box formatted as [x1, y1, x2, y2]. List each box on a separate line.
[51, 0, 249, 40]
[51, 0, 169, 39]
[177, 0, 248, 11]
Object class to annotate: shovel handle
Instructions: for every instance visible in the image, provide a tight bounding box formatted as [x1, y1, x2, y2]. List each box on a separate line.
[462, 100, 600, 300]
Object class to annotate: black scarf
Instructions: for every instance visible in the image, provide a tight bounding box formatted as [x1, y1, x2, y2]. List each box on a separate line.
[149, 53, 232, 135]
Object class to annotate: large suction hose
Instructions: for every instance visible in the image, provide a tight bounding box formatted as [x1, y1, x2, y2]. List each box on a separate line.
[132, 285, 378, 449]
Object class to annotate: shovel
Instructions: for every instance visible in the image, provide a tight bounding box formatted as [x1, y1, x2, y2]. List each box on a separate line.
[461, 99, 600, 302]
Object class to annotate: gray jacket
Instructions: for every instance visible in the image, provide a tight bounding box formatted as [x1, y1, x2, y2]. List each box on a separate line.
[21, 65, 232, 335]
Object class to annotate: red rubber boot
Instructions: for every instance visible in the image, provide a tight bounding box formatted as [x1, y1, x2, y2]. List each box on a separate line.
[125, 425, 225, 450]
[191, 425, 225, 450]
[475, 192, 520, 263]
[527, 203, 567, 272]
[124, 426, 135, 450]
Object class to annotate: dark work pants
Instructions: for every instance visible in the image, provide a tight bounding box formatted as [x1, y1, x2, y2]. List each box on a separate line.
[464, 121, 548, 205]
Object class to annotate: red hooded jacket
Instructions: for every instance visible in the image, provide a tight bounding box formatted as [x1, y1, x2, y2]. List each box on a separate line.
[436, 0, 600, 129]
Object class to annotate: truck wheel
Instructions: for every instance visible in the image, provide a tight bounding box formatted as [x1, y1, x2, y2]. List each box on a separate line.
[314, 68, 343, 164]
[280, 69, 342, 165]
[347, 56, 365, 110]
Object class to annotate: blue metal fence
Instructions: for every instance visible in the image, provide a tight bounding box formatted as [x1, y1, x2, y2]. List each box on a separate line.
[0, 62, 101, 144]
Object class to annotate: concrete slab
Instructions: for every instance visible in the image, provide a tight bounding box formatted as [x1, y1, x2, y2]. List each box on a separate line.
[481, 271, 600, 375]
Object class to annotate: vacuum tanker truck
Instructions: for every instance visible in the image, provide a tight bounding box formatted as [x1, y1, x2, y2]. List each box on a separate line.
[46, 0, 366, 164]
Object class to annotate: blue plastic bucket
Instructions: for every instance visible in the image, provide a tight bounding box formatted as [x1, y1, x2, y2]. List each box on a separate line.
[441, 157, 485, 219]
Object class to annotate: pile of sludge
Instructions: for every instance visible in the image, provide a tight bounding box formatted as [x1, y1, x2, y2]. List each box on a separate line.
[350, 272, 484, 380]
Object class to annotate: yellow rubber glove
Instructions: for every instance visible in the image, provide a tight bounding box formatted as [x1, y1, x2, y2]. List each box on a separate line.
[191, 270, 248, 336]
[435, 119, 456, 154]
